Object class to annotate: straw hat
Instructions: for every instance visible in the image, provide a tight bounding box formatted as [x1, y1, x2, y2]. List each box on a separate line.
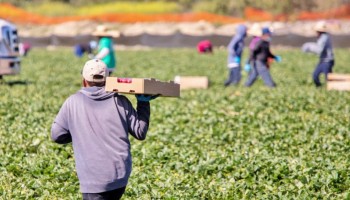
[248, 23, 262, 37]
[92, 25, 120, 37]
[314, 21, 328, 32]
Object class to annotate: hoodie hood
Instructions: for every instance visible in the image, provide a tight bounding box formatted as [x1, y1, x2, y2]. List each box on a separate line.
[79, 86, 114, 100]
[235, 25, 247, 39]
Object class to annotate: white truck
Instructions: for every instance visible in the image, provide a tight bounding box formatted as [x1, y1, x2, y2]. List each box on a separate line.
[0, 19, 20, 79]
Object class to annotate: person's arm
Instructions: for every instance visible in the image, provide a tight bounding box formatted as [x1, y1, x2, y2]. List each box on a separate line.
[267, 46, 276, 59]
[51, 100, 72, 144]
[314, 34, 327, 55]
[267, 44, 283, 62]
[227, 37, 239, 55]
[303, 34, 327, 55]
[124, 98, 151, 140]
[227, 37, 243, 65]
[302, 42, 318, 53]
[95, 47, 110, 59]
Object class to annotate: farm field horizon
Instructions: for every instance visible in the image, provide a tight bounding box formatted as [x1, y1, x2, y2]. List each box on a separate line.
[0, 48, 349, 199]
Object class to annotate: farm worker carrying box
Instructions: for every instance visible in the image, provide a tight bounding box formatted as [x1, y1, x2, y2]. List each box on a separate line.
[244, 27, 282, 88]
[93, 25, 119, 75]
[224, 24, 247, 87]
[51, 59, 158, 199]
[302, 21, 335, 87]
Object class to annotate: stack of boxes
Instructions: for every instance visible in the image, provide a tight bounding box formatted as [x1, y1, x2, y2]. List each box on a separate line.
[327, 73, 350, 91]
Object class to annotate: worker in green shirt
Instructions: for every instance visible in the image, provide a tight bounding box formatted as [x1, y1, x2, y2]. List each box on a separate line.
[93, 25, 119, 75]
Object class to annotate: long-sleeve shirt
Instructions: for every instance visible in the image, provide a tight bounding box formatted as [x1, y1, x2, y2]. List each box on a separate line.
[249, 39, 276, 63]
[51, 87, 150, 193]
[227, 24, 247, 65]
[302, 33, 334, 63]
[313, 33, 334, 62]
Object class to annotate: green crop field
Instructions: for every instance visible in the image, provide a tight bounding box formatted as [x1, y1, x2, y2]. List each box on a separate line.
[0, 48, 349, 199]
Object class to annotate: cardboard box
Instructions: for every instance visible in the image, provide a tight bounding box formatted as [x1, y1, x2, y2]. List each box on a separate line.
[105, 77, 180, 97]
[327, 81, 350, 91]
[174, 76, 209, 90]
[328, 73, 350, 81]
[327, 73, 350, 91]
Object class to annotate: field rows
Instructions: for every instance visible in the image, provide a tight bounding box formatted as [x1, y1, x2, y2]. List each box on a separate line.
[0, 48, 349, 199]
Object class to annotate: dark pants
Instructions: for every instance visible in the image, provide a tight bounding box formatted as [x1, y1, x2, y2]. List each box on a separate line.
[224, 66, 241, 86]
[83, 187, 126, 200]
[245, 60, 275, 87]
[313, 60, 334, 87]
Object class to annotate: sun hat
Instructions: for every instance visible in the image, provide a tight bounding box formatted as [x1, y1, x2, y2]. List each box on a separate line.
[82, 59, 107, 83]
[92, 25, 120, 37]
[248, 23, 262, 37]
[314, 21, 328, 32]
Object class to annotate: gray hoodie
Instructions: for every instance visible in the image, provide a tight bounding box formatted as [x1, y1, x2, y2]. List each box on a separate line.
[51, 87, 150, 193]
[227, 25, 247, 65]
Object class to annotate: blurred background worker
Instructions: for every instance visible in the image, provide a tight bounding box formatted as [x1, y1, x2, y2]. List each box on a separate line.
[93, 25, 119, 75]
[224, 24, 247, 87]
[302, 21, 335, 87]
[197, 40, 213, 53]
[245, 27, 282, 88]
[244, 23, 262, 72]
[19, 42, 32, 56]
[74, 40, 97, 58]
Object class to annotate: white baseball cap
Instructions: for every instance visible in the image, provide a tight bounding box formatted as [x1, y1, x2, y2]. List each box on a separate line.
[82, 59, 107, 83]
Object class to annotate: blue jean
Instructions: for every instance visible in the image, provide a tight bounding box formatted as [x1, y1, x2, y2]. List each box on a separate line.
[224, 66, 241, 86]
[83, 187, 126, 200]
[245, 60, 275, 87]
[313, 60, 334, 87]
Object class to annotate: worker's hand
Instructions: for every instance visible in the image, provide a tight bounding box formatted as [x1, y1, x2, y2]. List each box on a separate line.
[275, 56, 282, 63]
[234, 56, 241, 63]
[136, 94, 160, 102]
[244, 63, 251, 72]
